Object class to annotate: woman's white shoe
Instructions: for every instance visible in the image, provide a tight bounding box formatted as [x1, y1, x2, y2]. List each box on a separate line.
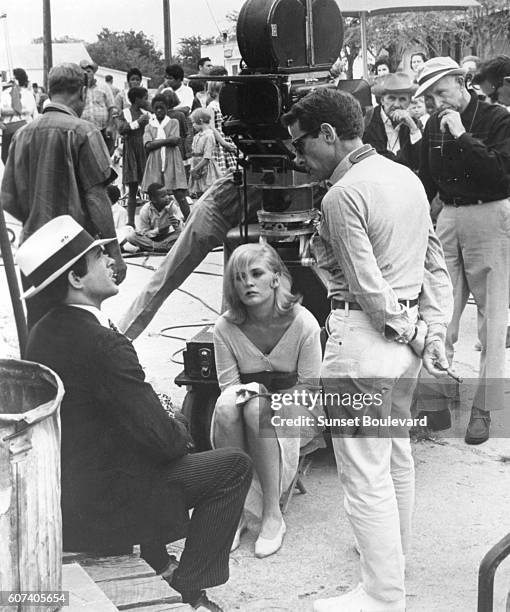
[254, 520, 286, 558]
[230, 515, 248, 552]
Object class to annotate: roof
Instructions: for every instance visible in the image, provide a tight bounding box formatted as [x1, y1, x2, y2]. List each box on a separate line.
[0, 43, 93, 74]
[339, 0, 480, 16]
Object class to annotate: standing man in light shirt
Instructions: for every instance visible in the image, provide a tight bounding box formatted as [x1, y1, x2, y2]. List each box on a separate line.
[189, 57, 213, 108]
[282, 88, 453, 612]
[80, 59, 117, 154]
[160, 64, 196, 113]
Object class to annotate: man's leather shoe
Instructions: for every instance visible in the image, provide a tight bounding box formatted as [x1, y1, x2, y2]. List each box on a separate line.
[465, 407, 490, 445]
[192, 591, 224, 611]
[417, 407, 451, 431]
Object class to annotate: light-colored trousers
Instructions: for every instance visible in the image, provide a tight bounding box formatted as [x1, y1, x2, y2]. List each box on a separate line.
[436, 200, 510, 412]
[321, 308, 421, 603]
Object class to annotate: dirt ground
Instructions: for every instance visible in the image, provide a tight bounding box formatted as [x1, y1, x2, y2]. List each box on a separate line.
[2, 218, 510, 612]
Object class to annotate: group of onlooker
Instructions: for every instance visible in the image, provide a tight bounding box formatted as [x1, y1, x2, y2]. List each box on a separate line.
[109, 59, 237, 252]
[364, 51, 510, 449]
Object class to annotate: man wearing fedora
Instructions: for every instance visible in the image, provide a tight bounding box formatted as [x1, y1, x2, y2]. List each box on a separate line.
[19, 215, 252, 612]
[363, 72, 422, 172]
[1, 62, 126, 329]
[80, 59, 117, 154]
[417, 56, 510, 444]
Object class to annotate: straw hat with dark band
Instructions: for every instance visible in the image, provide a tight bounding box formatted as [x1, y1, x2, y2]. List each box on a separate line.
[415, 57, 466, 98]
[16, 216, 115, 299]
[372, 72, 417, 97]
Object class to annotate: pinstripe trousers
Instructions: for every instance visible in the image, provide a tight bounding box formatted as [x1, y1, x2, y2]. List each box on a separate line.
[140, 447, 252, 594]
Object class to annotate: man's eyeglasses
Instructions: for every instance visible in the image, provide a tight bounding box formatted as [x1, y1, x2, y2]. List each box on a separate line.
[291, 127, 321, 155]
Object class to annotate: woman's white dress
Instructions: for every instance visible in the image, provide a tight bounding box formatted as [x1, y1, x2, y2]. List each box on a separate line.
[212, 304, 324, 520]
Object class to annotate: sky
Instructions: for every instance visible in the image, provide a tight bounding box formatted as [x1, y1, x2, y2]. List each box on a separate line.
[0, 0, 246, 52]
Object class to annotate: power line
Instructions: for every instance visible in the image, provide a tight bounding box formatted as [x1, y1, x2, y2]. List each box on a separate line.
[203, 0, 223, 37]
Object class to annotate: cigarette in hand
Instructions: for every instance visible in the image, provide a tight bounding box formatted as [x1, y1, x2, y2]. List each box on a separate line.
[434, 362, 463, 383]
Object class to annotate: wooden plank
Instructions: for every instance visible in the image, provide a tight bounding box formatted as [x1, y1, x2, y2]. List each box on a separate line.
[62, 563, 118, 612]
[123, 605, 189, 612]
[75, 555, 154, 582]
[101, 575, 181, 610]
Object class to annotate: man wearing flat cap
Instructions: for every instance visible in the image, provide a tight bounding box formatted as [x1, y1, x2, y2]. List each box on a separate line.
[363, 72, 422, 171]
[80, 59, 117, 153]
[417, 56, 510, 444]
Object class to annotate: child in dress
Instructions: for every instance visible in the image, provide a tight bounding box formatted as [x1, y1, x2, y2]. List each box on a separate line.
[117, 86, 150, 226]
[163, 89, 190, 220]
[188, 108, 222, 199]
[141, 94, 188, 218]
[206, 81, 237, 175]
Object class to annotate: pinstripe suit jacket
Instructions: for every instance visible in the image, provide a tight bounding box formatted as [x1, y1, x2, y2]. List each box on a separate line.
[26, 306, 191, 550]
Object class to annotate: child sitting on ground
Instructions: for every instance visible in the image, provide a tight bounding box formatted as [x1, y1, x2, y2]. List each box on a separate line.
[188, 108, 222, 199]
[126, 182, 183, 253]
[106, 184, 137, 253]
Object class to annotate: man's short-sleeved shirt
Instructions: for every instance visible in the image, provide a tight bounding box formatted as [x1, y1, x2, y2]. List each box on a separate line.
[1, 102, 113, 241]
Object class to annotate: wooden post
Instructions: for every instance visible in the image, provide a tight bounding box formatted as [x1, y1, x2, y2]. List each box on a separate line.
[163, 0, 172, 65]
[360, 11, 369, 80]
[43, 0, 53, 91]
[0, 205, 27, 357]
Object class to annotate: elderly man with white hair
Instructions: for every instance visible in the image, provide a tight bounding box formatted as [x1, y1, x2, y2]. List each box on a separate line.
[417, 56, 510, 444]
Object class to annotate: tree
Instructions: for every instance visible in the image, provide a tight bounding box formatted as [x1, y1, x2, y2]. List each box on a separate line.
[176, 35, 214, 75]
[86, 28, 165, 87]
[342, 0, 510, 75]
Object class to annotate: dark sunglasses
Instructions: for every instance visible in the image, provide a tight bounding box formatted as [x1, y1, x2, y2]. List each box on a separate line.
[291, 127, 321, 155]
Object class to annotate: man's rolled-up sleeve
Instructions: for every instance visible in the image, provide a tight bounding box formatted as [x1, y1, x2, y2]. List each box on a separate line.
[418, 223, 454, 343]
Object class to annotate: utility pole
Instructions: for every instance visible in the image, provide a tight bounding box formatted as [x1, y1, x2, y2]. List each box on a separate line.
[163, 0, 172, 65]
[43, 0, 53, 90]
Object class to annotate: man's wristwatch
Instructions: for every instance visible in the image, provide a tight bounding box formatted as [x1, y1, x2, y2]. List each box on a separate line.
[395, 325, 418, 345]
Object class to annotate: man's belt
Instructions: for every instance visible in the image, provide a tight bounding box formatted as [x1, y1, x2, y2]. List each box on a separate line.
[442, 196, 496, 206]
[331, 298, 418, 311]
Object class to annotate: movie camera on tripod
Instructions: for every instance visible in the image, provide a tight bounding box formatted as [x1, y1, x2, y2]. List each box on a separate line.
[190, 0, 370, 322]
[179, 0, 371, 447]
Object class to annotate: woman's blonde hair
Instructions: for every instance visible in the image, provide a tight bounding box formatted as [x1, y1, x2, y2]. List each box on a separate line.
[223, 243, 300, 324]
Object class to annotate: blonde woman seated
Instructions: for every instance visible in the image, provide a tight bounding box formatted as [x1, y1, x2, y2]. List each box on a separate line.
[212, 243, 323, 558]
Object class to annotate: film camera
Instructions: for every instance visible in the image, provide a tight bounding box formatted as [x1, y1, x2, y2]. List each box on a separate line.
[179, 1, 371, 448]
[198, 0, 370, 323]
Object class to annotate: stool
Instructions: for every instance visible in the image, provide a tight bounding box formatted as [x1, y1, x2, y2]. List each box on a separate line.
[280, 451, 315, 514]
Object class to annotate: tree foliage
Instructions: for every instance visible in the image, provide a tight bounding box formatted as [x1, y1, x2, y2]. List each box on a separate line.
[86, 28, 165, 86]
[342, 0, 510, 73]
[175, 35, 215, 75]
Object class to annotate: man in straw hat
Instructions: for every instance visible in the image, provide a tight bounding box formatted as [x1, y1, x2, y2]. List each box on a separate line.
[363, 72, 423, 171]
[417, 56, 510, 444]
[1, 62, 126, 328]
[80, 58, 117, 153]
[20, 216, 252, 612]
